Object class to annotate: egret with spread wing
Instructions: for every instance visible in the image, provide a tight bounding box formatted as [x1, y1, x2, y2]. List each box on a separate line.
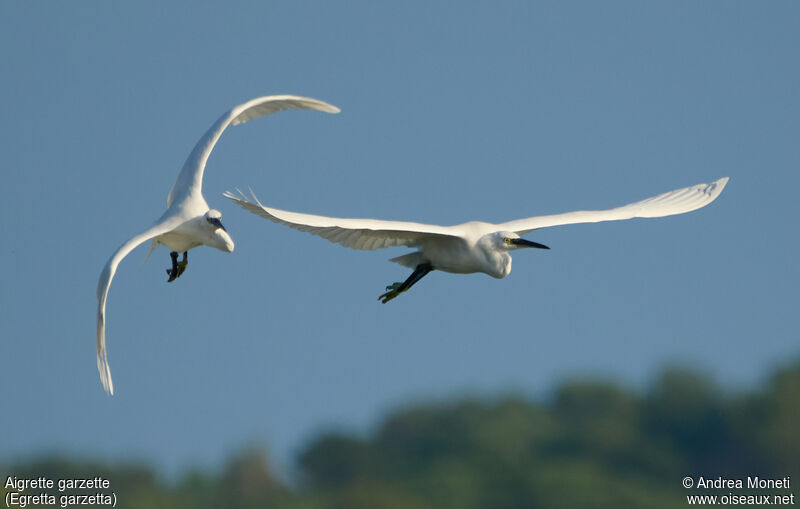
[96, 95, 340, 394]
[224, 177, 728, 303]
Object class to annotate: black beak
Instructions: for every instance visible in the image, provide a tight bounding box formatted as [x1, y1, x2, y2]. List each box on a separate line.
[511, 238, 549, 250]
[211, 218, 228, 232]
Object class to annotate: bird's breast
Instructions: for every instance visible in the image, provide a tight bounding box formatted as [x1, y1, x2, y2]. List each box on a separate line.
[473, 244, 512, 278]
[422, 239, 511, 278]
[156, 230, 202, 253]
[487, 253, 512, 279]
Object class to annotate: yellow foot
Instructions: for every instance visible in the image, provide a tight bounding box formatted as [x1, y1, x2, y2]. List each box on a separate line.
[378, 282, 403, 304]
[175, 259, 188, 279]
[166, 253, 189, 283]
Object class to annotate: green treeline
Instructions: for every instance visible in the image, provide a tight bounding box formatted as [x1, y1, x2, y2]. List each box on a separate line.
[3, 361, 798, 508]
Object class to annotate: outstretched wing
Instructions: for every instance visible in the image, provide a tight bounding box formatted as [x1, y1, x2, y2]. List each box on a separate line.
[497, 177, 729, 235]
[167, 95, 340, 207]
[223, 189, 460, 250]
[96, 218, 181, 395]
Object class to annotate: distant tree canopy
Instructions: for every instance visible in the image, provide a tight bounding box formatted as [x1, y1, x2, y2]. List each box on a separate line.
[3, 361, 798, 508]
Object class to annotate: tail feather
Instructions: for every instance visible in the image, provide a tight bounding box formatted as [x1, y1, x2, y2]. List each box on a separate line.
[389, 252, 423, 268]
[141, 239, 159, 266]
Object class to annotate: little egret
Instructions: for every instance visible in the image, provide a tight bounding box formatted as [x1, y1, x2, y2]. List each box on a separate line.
[224, 177, 728, 303]
[96, 95, 340, 394]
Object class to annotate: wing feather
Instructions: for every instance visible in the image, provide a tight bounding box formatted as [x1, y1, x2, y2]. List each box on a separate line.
[167, 95, 340, 207]
[96, 218, 181, 395]
[498, 177, 729, 235]
[223, 189, 460, 250]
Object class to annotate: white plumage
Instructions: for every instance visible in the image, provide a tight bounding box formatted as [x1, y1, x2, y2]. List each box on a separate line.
[96, 95, 340, 395]
[225, 177, 728, 302]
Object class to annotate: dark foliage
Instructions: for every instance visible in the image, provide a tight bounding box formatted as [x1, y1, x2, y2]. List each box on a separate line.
[3, 361, 797, 508]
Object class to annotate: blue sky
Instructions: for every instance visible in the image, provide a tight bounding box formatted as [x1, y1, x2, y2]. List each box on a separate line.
[1, 1, 798, 477]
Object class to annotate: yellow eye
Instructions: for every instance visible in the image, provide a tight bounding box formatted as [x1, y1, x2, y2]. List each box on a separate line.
[504, 238, 512, 245]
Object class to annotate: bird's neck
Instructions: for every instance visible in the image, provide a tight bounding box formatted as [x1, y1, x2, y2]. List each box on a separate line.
[497, 253, 512, 278]
[481, 249, 512, 279]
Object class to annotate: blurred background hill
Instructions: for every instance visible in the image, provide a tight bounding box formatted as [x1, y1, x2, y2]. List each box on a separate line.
[4, 359, 797, 508]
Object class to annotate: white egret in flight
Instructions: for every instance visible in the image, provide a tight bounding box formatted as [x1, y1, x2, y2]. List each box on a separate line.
[96, 95, 340, 394]
[224, 177, 728, 304]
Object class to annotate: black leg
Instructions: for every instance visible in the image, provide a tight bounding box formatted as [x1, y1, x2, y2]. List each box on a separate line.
[175, 251, 188, 278]
[166, 251, 180, 282]
[166, 251, 189, 282]
[378, 263, 434, 304]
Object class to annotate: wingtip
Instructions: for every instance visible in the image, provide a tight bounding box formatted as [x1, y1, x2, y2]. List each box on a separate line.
[222, 188, 245, 202]
[286, 95, 341, 114]
[97, 325, 115, 396]
[98, 366, 115, 395]
[247, 188, 265, 207]
[709, 176, 729, 199]
[98, 359, 115, 395]
[304, 96, 340, 114]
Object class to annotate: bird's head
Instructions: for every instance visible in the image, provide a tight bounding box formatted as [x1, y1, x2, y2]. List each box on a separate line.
[475, 231, 550, 279]
[204, 209, 234, 252]
[493, 231, 550, 252]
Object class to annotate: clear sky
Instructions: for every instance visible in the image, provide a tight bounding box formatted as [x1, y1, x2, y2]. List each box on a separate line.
[1, 1, 798, 477]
